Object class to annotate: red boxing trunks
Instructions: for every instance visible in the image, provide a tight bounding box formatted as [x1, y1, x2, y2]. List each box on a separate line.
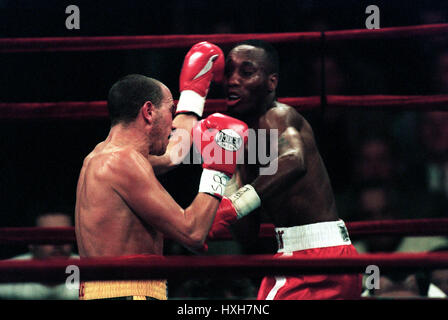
[257, 220, 362, 300]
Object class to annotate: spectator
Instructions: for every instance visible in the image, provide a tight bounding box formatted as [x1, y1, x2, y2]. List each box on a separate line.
[419, 111, 448, 196]
[353, 181, 448, 252]
[415, 246, 448, 298]
[0, 212, 79, 300]
[335, 135, 402, 221]
[426, 246, 448, 298]
[353, 136, 400, 187]
[398, 111, 448, 221]
[354, 184, 423, 298]
[354, 184, 448, 298]
[353, 183, 405, 253]
[365, 273, 423, 299]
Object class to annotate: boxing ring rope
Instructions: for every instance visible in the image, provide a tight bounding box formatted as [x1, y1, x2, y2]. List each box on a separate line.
[0, 23, 447, 53]
[1, 95, 448, 120]
[1, 23, 447, 290]
[0, 252, 447, 283]
[0, 217, 446, 284]
[1, 218, 448, 245]
[1, 23, 447, 119]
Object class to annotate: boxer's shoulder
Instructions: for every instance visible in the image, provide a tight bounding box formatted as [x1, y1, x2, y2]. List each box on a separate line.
[272, 101, 295, 111]
[261, 102, 304, 130]
[86, 146, 150, 183]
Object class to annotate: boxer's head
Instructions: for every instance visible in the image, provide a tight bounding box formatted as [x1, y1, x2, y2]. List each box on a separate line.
[145, 83, 175, 156]
[224, 40, 279, 120]
[107, 74, 175, 155]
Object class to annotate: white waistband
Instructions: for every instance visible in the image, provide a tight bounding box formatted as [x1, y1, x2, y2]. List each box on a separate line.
[275, 220, 351, 253]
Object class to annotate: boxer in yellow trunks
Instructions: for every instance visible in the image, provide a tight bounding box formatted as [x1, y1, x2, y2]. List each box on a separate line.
[75, 43, 248, 300]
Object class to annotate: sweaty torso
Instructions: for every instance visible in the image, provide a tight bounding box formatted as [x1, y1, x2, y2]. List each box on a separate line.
[75, 142, 163, 257]
[236, 103, 338, 227]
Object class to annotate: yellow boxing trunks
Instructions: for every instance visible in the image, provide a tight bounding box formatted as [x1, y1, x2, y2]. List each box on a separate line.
[79, 280, 167, 300]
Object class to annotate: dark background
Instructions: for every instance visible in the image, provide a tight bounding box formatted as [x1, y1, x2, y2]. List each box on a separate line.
[0, 0, 447, 259]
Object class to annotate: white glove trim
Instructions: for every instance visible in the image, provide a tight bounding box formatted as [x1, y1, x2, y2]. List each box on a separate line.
[229, 184, 261, 219]
[199, 169, 230, 198]
[176, 90, 206, 118]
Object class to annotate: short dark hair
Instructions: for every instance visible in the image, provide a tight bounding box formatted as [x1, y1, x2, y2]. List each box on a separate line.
[233, 39, 279, 75]
[107, 74, 164, 126]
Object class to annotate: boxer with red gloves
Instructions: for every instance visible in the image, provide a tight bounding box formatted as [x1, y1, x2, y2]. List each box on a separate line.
[76, 42, 249, 300]
[76, 75, 247, 299]
[210, 39, 361, 300]
[149, 41, 225, 174]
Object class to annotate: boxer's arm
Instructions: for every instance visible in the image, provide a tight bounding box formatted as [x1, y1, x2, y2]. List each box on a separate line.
[207, 108, 306, 239]
[111, 150, 219, 250]
[209, 127, 305, 245]
[251, 125, 307, 199]
[148, 114, 198, 175]
[149, 42, 224, 176]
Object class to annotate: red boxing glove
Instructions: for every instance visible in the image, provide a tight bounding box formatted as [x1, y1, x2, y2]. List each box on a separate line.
[176, 42, 224, 118]
[193, 113, 248, 177]
[207, 197, 237, 238]
[193, 113, 248, 199]
[208, 185, 262, 239]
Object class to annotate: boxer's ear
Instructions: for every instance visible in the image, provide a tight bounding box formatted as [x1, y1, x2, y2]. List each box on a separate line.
[268, 73, 279, 92]
[141, 101, 155, 124]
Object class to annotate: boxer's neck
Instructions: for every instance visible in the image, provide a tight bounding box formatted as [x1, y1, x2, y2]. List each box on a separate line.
[106, 123, 150, 156]
[244, 97, 277, 128]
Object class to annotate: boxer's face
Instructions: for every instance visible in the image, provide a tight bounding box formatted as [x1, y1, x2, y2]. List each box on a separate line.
[224, 45, 272, 117]
[150, 85, 175, 156]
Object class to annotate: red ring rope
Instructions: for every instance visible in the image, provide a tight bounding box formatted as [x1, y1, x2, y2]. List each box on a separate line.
[1, 218, 447, 245]
[0, 23, 447, 53]
[2, 23, 447, 119]
[0, 252, 447, 283]
[1, 95, 447, 120]
[1, 23, 447, 291]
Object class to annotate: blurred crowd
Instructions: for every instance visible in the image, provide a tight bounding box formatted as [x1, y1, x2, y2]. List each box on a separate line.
[0, 0, 447, 300]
